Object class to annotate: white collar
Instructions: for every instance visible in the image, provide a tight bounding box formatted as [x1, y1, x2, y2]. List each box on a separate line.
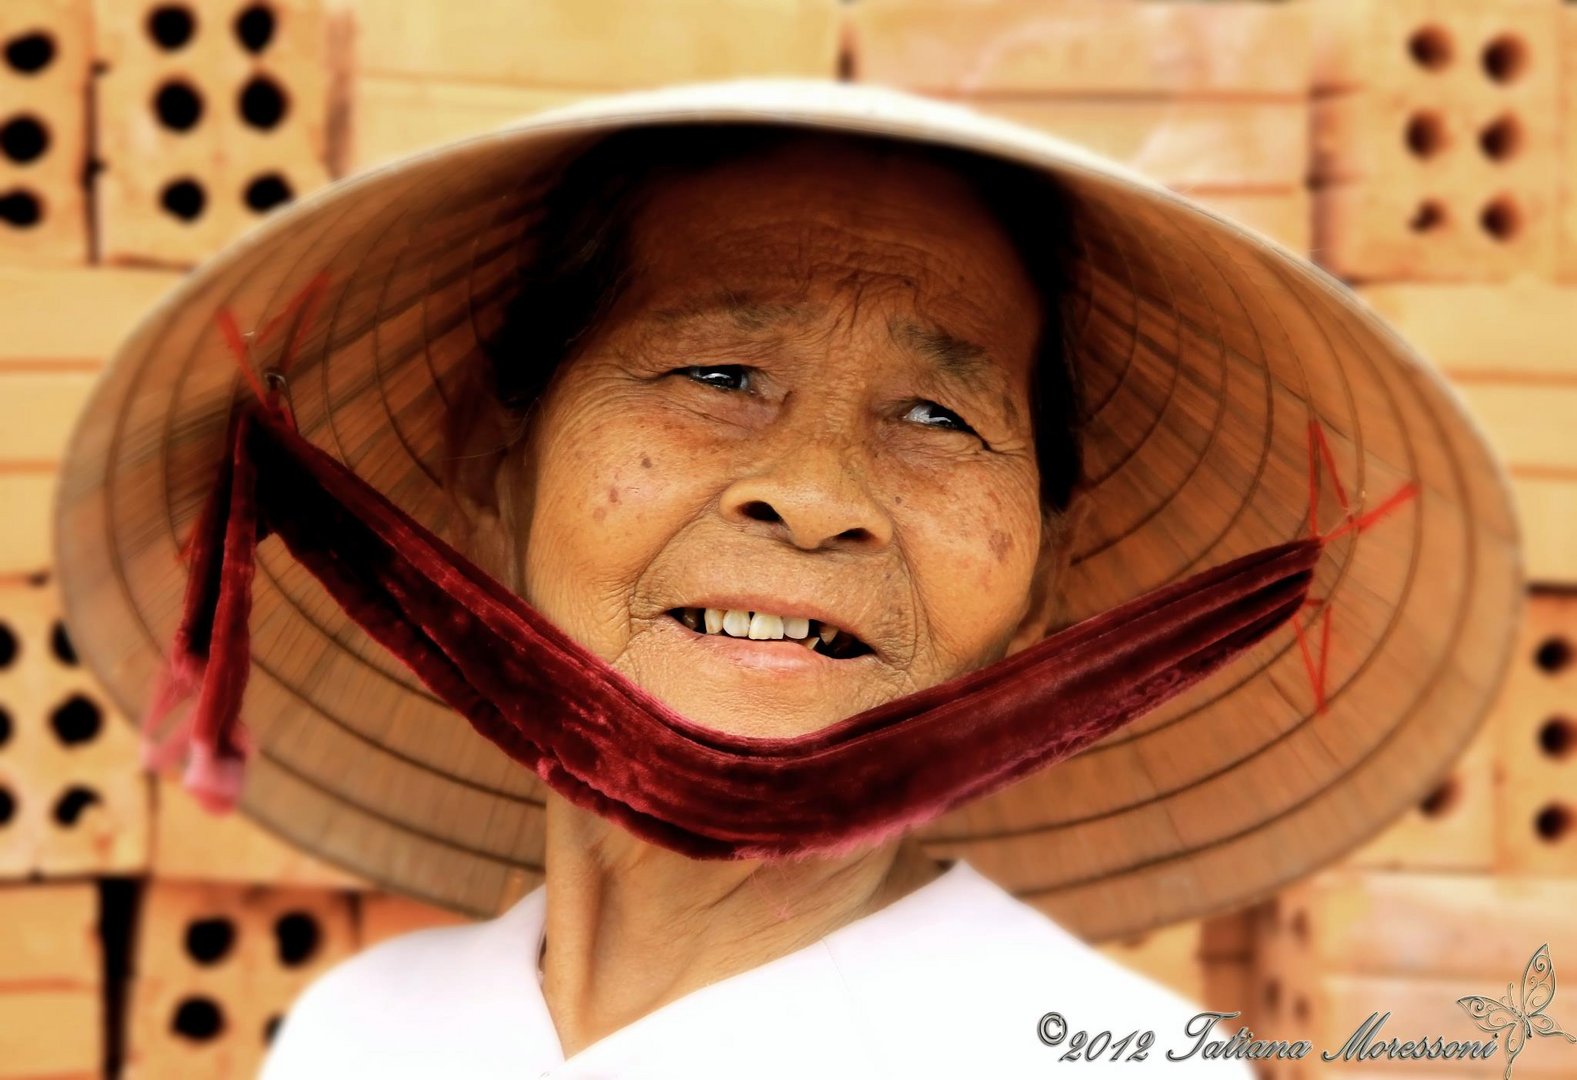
[512, 858, 985, 1067]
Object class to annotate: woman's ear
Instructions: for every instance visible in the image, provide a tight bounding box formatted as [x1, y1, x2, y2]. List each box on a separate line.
[440, 380, 531, 595]
[1003, 490, 1092, 656]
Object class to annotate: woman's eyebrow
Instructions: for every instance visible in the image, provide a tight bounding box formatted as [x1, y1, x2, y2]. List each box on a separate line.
[890, 320, 1001, 393]
[651, 292, 809, 333]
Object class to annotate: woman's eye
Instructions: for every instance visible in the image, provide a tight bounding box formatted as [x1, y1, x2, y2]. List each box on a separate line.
[902, 400, 978, 436]
[674, 365, 752, 392]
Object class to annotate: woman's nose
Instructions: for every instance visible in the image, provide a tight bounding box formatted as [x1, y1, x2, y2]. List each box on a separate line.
[719, 440, 895, 552]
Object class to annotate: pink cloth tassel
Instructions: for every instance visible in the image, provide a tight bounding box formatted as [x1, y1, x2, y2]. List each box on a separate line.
[140, 406, 261, 813]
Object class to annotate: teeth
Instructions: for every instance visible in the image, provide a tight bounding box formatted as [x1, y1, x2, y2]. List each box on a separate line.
[690, 608, 840, 647]
[748, 612, 783, 640]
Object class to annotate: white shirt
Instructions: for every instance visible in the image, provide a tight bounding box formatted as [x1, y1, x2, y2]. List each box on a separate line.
[261, 860, 1257, 1079]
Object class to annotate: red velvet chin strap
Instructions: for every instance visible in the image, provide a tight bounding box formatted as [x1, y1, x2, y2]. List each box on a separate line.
[139, 392, 1332, 859]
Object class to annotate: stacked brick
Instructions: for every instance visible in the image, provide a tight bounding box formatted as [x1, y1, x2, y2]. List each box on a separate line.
[342, 0, 843, 171]
[0, 263, 182, 577]
[0, 576, 148, 878]
[94, 0, 336, 267]
[0, 0, 92, 265]
[845, 0, 1316, 254]
[1311, 0, 1563, 281]
[0, 884, 103, 1079]
[1562, 6, 1577, 279]
[1497, 595, 1576, 877]
[1354, 278, 1576, 585]
[125, 882, 354, 1077]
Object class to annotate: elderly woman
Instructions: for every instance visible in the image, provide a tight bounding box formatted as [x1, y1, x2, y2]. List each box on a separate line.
[54, 83, 1519, 1079]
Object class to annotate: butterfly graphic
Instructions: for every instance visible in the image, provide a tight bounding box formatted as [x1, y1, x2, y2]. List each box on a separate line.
[1457, 944, 1577, 1079]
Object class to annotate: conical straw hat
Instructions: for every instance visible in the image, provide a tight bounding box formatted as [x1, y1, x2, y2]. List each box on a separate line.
[53, 81, 1522, 941]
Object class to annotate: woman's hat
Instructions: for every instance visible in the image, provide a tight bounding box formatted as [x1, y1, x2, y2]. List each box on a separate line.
[53, 81, 1522, 941]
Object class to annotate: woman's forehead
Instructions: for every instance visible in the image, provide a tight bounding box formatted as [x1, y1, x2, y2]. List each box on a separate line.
[612, 138, 1043, 377]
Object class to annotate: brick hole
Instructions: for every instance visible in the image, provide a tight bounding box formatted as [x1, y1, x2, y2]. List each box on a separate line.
[1482, 34, 1528, 84]
[153, 80, 203, 132]
[238, 75, 288, 129]
[160, 177, 205, 221]
[1539, 716, 1574, 760]
[244, 172, 292, 212]
[49, 694, 102, 746]
[1404, 111, 1448, 159]
[0, 706, 11, 749]
[170, 995, 225, 1041]
[1419, 775, 1460, 817]
[262, 1013, 283, 1044]
[235, 4, 276, 54]
[1535, 803, 1572, 843]
[274, 911, 320, 966]
[1407, 25, 1452, 70]
[1478, 114, 1522, 162]
[146, 5, 197, 51]
[0, 190, 42, 228]
[51, 785, 101, 826]
[0, 115, 49, 164]
[3, 31, 55, 74]
[1534, 635, 1572, 674]
[1479, 195, 1521, 242]
[184, 916, 236, 965]
[0, 621, 15, 668]
[0, 786, 13, 826]
[1408, 199, 1448, 233]
[49, 621, 76, 666]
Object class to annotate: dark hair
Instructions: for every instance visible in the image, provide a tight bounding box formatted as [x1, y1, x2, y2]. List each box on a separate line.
[480, 124, 1087, 514]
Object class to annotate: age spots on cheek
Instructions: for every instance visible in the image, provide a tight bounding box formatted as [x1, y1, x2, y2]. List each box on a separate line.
[640, 454, 653, 470]
[594, 482, 620, 522]
[988, 529, 1012, 564]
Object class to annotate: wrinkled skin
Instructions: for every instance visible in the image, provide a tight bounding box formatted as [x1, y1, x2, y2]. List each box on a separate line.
[471, 138, 1075, 739]
[451, 136, 1082, 1059]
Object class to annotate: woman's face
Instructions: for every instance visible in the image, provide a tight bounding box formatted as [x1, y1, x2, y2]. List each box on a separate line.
[504, 138, 1064, 738]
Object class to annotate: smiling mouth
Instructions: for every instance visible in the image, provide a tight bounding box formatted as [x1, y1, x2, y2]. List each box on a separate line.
[666, 608, 875, 659]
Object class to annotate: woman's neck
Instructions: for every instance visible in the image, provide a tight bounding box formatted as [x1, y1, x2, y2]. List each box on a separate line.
[536, 793, 945, 1058]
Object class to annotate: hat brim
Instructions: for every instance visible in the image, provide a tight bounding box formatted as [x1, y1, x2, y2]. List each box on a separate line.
[53, 80, 1522, 940]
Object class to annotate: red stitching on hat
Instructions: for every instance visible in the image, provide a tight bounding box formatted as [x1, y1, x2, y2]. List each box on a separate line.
[215, 306, 269, 409]
[1296, 418, 1419, 715]
[213, 272, 330, 430]
[253, 271, 330, 376]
